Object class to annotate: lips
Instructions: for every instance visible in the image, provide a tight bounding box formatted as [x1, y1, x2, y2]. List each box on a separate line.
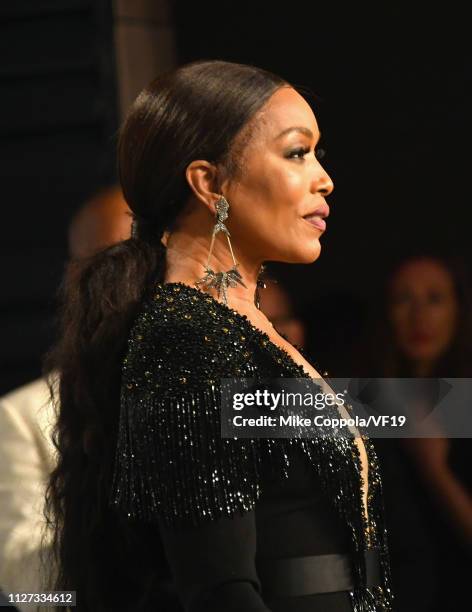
[302, 203, 329, 231]
[408, 332, 433, 343]
[303, 216, 327, 231]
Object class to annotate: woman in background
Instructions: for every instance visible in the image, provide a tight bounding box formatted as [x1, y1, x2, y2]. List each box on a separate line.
[355, 250, 472, 611]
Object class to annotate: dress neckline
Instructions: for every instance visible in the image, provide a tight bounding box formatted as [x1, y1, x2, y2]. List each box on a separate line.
[157, 281, 321, 380]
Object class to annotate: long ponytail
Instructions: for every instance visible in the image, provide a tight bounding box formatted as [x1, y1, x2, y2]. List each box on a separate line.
[42, 237, 165, 603]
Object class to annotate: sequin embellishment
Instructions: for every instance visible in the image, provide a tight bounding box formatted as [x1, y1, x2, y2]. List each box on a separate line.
[110, 282, 393, 611]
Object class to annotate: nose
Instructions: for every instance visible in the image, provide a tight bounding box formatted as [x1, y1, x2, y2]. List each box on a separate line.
[311, 165, 334, 197]
[320, 177, 334, 197]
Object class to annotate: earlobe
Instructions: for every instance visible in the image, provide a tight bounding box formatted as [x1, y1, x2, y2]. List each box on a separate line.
[185, 160, 220, 213]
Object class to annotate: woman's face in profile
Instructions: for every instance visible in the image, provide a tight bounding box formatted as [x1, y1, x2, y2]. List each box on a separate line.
[388, 258, 458, 365]
[223, 86, 334, 265]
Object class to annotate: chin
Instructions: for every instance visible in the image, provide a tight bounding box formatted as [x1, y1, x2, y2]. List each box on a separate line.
[405, 348, 437, 362]
[271, 238, 322, 264]
[300, 241, 322, 263]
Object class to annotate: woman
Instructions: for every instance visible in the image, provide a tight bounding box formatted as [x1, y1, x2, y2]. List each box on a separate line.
[44, 60, 393, 611]
[354, 251, 472, 611]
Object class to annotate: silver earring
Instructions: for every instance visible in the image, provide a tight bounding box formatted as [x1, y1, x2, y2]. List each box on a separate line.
[195, 195, 246, 305]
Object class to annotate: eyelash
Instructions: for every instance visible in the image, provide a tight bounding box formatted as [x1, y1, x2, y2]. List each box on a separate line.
[288, 146, 326, 161]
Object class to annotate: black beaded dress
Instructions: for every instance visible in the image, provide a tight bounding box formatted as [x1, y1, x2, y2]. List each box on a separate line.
[109, 281, 394, 611]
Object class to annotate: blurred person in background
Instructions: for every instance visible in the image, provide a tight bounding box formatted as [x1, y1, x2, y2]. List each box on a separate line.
[352, 250, 472, 611]
[68, 185, 132, 260]
[258, 276, 306, 349]
[0, 185, 131, 610]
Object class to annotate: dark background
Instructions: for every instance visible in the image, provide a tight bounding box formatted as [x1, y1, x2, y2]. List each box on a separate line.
[0, 0, 118, 393]
[1, 1, 470, 393]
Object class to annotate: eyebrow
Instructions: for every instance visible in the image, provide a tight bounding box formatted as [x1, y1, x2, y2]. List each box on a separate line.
[275, 126, 321, 142]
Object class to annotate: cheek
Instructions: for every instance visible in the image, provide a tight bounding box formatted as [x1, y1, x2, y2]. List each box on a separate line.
[434, 303, 458, 342]
[273, 167, 306, 202]
[245, 158, 305, 209]
[226, 155, 315, 260]
[389, 306, 410, 334]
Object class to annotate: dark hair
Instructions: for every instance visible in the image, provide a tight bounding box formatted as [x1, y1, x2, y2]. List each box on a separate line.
[353, 248, 472, 377]
[42, 59, 289, 609]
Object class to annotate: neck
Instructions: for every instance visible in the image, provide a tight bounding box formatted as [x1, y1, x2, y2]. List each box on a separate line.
[163, 227, 265, 313]
[411, 360, 434, 377]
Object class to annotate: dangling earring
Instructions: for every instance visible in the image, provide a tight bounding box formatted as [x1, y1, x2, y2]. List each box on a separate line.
[195, 195, 246, 305]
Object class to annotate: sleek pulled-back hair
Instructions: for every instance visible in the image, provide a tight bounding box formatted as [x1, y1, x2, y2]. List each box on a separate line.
[119, 59, 288, 258]
[43, 60, 289, 610]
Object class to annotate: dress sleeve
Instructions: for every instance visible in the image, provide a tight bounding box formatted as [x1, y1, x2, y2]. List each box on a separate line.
[109, 317, 271, 610]
[158, 511, 271, 611]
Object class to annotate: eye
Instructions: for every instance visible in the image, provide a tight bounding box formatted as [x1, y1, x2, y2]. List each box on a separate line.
[286, 146, 327, 161]
[391, 291, 412, 306]
[287, 146, 311, 160]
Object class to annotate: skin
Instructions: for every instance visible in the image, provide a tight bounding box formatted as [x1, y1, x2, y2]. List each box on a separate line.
[388, 257, 458, 377]
[388, 257, 472, 545]
[164, 86, 370, 525]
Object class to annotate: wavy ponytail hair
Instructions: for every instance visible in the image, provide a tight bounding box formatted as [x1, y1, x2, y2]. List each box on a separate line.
[43, 60, 288, 609]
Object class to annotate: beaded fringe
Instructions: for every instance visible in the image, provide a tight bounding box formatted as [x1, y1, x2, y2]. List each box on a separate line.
[111, 385, 264, 527]
[109, 281, 394, 610]
[111, 388, 393, 610]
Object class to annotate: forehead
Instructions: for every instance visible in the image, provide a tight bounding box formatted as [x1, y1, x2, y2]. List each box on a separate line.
[392, 259, 453, 289]
[257, 86, 320, 138]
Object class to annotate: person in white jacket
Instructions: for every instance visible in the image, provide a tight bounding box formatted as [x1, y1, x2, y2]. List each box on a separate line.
[0, 185, 131, 610]
[0, 377, 57, 604]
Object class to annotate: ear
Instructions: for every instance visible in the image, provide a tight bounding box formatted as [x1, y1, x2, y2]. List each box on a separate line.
[185, 160, 220, 214]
